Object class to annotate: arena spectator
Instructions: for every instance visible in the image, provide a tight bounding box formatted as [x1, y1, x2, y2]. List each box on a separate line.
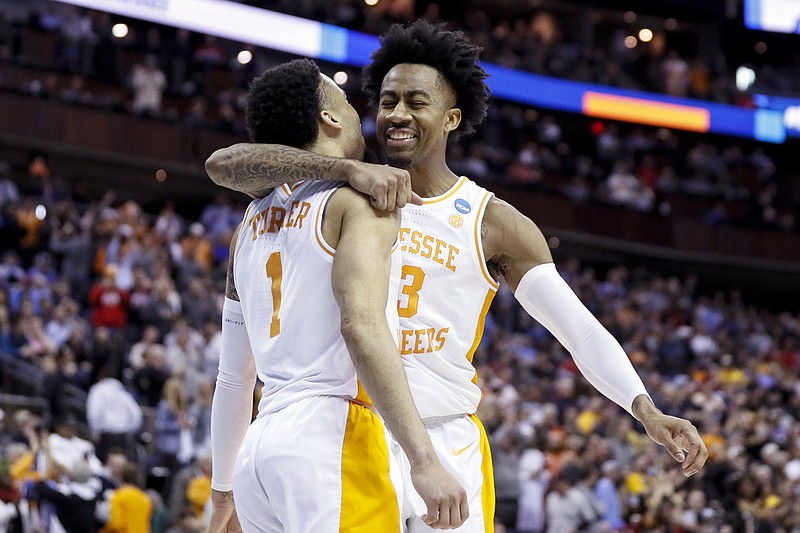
[86, 366, 143, 461]
[49, 218, 92, 301]
[47, 415, 104, 475]
[89, 267, 130, 330]
[130, 55, 166, 116]
[132, 346, 170, 408]
[100, 463, 152, 533]
[32, 459, 102, 533]
[153, 378, 194, 481]
[127, 325, 161, 370]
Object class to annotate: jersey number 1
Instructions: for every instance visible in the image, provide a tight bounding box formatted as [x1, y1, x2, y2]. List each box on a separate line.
[266, 252, 282, 337]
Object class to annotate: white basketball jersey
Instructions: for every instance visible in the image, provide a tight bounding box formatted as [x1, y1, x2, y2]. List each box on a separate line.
[397, 176, 498, 419]
[234, 181, 401, 416]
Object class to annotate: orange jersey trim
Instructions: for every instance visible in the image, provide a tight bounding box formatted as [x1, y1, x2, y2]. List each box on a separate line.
[467, 289, 495, 366]
[313, 187, 337, 258]
[421, 176, 468, 205]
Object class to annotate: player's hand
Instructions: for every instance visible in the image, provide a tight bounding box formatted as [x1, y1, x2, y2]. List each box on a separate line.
[410, 461, 469, 529]
[341, 160, 422, 211]
[633, 396, 708, 477]
[207, 489, 242, 533]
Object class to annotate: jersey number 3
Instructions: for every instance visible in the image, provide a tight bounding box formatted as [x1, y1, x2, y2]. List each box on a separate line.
[266, 252, 282, 337]
[397, 265, 425, 318]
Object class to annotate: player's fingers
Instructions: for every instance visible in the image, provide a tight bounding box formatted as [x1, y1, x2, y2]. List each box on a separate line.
[370, 195, 387, 211]
[683, 440, 708, 477]
[459, 493, 470, 524]
[436, 502, 453, 529]
[385, 189, 397, 212]
[395, 177, 410, 209]
[422, 502, 440, 527]
[661, 434, 686, 463]
[448, 499, 464, 529]
[401, 173, 417, 207]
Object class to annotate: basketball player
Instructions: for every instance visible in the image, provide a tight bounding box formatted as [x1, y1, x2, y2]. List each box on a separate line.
[206, 22, 708, 533]
[207, 58, 467, 533]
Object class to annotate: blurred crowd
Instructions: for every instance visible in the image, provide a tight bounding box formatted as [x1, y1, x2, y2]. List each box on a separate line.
[0, 3, 796, 236]
[0, 151, 798, 532]
[0, 155, 239, 532]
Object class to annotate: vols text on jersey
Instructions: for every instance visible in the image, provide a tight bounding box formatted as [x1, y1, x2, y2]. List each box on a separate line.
[248, 201, 311, 240]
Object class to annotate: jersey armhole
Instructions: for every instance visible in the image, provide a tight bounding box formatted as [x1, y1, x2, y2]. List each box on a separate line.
[313, 187, 338, 259]
[474, 192, 500, 290]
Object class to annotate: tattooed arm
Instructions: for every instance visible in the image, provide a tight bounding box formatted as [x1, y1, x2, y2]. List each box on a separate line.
[205, 143, 420, 210]
[206, 143, 343, 198]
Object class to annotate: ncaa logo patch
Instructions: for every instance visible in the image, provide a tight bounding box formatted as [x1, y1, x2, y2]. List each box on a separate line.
[454, 198, 471, 214]
[449, 214, 464, 228]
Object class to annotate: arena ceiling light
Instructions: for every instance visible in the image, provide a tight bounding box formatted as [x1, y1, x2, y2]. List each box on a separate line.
[111, 23, 128, 38]
[736, 66, 756, 92]
[237, 50, 253, 65]
[333, 71, 349, 85]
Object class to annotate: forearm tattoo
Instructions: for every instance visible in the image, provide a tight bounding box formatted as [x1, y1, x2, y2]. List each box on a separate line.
[222, 144, 341, 195]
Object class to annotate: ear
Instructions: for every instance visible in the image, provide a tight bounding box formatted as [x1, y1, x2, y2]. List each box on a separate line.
[320, 110, 342, 132]
[444, 108, 462, 133]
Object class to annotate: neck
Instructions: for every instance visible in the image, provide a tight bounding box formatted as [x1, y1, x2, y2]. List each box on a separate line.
[407, 163, 460, 198]
[310, 138, 346, 159]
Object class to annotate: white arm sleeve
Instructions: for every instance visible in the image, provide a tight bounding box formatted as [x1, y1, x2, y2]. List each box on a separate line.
[210, 298, 257, 492]
[514, 263, 651, 417]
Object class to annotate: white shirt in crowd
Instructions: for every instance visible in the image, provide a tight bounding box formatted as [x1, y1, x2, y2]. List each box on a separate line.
[86, 378, 143, 435]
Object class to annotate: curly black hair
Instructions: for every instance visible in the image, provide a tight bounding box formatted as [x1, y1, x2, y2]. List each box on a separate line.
[245, 58, 328, 148]
[362, 21, 490, 140]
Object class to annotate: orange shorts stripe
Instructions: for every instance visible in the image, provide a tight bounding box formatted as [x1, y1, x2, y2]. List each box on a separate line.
[471, 414, 495, 533]
[340, 402, 400, 532]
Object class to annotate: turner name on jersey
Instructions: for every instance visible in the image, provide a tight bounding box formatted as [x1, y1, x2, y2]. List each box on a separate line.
[247, 200, 312, 240]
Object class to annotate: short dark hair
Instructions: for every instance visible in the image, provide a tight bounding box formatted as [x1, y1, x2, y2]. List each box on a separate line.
[362, 21, 490, 140]
[246, 58, 327, 148]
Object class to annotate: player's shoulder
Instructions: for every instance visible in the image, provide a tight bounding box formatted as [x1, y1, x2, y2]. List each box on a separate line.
[329, 185, 400, 223]
[482, 194, 548, 258]
[484, 195, 527, 227]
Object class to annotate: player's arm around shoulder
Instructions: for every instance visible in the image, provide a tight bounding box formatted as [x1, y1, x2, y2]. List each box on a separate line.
[205, 143, 418, 208]
[481, 196, 553, 291]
